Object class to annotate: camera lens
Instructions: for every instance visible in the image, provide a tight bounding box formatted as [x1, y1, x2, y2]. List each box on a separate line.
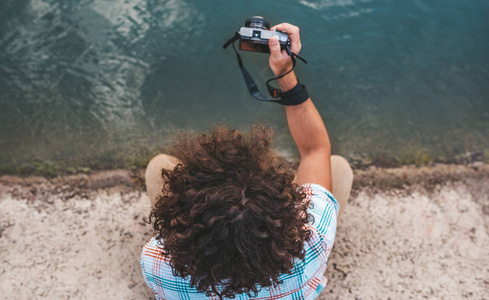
[245, 16, 270, 30]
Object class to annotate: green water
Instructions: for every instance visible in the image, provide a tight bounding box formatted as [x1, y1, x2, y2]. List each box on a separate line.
[1, 0, 488, 175]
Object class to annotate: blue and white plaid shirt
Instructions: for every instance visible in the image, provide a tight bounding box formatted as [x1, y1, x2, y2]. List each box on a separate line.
[141, 183, 339, 300]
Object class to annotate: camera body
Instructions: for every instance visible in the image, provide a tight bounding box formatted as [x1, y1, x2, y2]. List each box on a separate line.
[238, 16, 289, 53]
[223, 16, 308, 102]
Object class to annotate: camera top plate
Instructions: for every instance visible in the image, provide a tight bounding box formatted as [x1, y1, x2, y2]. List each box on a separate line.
[239, 27, 289, 44]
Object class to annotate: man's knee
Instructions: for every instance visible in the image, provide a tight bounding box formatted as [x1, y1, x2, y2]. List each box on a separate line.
[330, 155, 354, 220]
[145, 154, 180, 189]
[145, 154, 181, 207]
[331, 155, 353, 180]
[146, 154, 180, 173]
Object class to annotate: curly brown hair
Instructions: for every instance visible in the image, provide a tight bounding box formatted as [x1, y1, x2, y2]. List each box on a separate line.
[150, 123, 312, 299]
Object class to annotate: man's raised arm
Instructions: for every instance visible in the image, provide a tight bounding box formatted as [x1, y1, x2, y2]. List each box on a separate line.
[268, 23, 332, 191]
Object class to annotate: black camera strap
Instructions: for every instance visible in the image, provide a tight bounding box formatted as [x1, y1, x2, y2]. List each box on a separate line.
[223, 32, 308, 105]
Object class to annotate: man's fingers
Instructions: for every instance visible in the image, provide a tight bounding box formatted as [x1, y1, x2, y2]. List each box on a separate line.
[268, 36, 282, 57]
[270, 23, 301, 54]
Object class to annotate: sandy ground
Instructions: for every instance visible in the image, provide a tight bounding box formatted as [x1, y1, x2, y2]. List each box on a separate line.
[1, 164, 488, 300]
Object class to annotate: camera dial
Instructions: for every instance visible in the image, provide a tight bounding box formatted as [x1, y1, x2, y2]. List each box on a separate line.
[245, 16, 270, 30]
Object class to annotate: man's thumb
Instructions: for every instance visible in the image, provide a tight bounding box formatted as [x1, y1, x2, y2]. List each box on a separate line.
[268, 36, 280, 56]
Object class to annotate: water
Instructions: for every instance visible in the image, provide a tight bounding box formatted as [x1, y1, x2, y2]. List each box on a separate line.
[1, 0, 488, 174]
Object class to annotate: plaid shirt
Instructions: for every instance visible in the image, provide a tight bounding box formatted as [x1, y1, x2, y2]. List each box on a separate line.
[141, 183, 339, 300]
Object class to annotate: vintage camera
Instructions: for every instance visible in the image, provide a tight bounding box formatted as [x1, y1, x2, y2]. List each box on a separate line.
[223, 16, 308, 102]
[238, 16, 289, 53]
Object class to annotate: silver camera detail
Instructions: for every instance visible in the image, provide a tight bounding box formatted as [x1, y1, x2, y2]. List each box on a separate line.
[238, 27, 289, 45]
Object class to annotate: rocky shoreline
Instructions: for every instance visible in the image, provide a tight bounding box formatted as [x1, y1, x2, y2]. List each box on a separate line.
[1, 164, 488, 299]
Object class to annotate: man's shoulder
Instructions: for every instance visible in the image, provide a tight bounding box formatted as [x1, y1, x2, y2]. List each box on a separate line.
[141, 237, 171, 265]
[300, 183, 338, 262]
[299, 183, 338, 212]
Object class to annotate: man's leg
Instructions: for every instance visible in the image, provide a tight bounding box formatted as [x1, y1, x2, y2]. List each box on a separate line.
[145, 154, 180, 209]
[331, 155, 353, 220]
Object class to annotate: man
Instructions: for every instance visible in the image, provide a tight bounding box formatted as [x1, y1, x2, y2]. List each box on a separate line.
[141, 23, 353, 299]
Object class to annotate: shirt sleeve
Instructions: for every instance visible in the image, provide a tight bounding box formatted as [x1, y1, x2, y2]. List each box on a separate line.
[300, 183, 339, 247]
[140, 243, 165, 300]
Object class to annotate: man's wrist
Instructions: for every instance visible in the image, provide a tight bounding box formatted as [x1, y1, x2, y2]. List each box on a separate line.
[277, 71, 298, 93]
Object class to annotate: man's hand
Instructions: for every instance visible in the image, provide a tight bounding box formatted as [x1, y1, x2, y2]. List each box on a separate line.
[268, 23, 302, 92]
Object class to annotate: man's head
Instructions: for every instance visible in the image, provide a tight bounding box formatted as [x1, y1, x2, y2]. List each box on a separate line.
[150, 123, 312, 298]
